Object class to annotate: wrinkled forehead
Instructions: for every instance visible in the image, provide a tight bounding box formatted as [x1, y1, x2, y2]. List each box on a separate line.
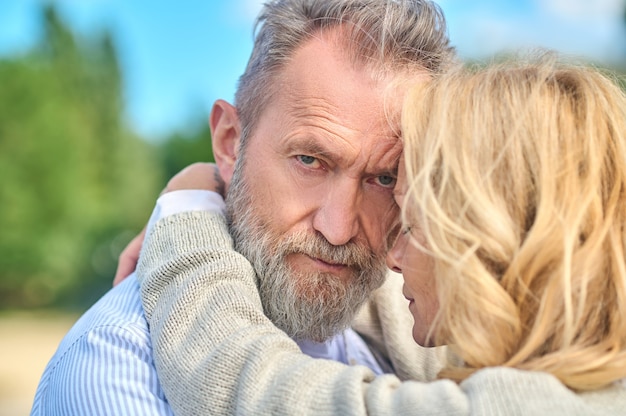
[248, 31, 429, 173]
[247, 24, 430, 140]
[278, 35, 405, 128]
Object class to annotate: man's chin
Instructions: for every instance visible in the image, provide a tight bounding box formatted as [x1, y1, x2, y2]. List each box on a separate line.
[259, 271, 372, 342]
[292, 273, 355, 305]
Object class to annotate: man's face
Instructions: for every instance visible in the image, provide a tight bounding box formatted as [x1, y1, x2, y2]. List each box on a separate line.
[226, 34, 403, 341]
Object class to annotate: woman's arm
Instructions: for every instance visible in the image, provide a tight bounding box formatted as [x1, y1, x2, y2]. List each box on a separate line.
[136, 210, 469, 415]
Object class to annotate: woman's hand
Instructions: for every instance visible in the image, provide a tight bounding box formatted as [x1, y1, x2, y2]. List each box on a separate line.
[164, 162, 224, 195]
[112, 162, 223, 286]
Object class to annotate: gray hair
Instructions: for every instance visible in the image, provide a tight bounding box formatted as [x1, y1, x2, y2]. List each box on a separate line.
[234, 0, 455, 146]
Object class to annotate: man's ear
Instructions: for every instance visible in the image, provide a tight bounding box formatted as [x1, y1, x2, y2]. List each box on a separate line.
[210, 99, 241, 187]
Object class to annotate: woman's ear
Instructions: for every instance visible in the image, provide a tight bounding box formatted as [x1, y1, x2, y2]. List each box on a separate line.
[210, 99, 241, 187]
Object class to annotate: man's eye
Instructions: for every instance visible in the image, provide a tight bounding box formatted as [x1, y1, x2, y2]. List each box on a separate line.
[297, 155, 320, 167]
[376, 175, 396, 188]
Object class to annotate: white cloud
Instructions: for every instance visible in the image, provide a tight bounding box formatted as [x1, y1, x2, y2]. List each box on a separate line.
[443, 1, 626, 64]
[534, 0, 626, 61]
[538, 0, 624, 21]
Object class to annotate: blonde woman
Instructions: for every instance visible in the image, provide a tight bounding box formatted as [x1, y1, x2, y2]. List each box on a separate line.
[136, 55, 626, 415]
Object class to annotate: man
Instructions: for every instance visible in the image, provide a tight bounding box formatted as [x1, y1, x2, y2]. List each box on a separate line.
[31, 0, 454, 414]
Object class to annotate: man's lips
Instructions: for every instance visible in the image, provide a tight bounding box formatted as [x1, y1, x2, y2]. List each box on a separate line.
[286, 253, 355, 281]
[308, 255, 349, 272]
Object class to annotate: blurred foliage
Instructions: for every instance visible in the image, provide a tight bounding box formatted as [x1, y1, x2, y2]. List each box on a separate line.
[0, 5, 212, 310]
[159, 121, 214, 181]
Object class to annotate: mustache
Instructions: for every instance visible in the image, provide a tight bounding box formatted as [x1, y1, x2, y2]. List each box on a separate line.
[275, 231, 378, 270]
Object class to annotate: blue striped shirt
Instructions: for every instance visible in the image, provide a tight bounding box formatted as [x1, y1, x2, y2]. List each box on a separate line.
[31, 275, 174, 416]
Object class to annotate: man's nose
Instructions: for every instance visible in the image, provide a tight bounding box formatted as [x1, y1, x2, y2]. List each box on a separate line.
[312, 183, 359, 246]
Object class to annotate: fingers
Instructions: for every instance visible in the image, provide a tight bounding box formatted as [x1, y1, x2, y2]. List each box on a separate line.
[165, 162, 223, 194]
[113, 227, 147, 286]
[112, 162, 224, 287]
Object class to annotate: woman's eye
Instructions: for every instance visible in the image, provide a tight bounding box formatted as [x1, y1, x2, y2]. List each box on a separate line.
[401, 225, 412, 235]
[376, 175, 396, 188]
[297, 155, 320, 167]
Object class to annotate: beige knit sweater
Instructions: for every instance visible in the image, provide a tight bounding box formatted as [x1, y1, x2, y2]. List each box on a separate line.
[136, 211, 626, 415]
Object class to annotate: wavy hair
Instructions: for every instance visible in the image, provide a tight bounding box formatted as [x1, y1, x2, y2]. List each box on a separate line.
[401, 52, 626, 390]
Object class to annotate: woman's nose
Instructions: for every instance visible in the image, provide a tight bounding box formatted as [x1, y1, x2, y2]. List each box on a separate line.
[386, 232, 405, 273]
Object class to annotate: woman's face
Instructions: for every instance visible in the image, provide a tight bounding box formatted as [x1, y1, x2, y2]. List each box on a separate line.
[386, 159, 438, 347]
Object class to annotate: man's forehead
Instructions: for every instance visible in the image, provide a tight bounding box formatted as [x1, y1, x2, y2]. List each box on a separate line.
[251, 33, 409, 173]
[369, 132, 403, 164]
[284, 95, 400, 134]
[270, 87, 401, 164]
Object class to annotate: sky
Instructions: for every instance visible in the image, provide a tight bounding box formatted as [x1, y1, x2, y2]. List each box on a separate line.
[0, 0, 625, 139]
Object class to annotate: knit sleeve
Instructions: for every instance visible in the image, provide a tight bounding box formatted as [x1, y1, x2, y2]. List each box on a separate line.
[136, 211, 472, 416]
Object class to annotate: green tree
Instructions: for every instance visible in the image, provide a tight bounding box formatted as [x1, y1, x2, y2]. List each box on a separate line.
[0, 5, 163, 309]
[160, 120, 215, 181]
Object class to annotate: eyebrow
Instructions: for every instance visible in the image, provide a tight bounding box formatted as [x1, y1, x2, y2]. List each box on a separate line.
[285, 137, 333, 157]
[286, 136, 400, 176]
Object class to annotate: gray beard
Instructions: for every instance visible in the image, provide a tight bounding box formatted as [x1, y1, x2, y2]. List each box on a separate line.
[225, 162, 387, 342]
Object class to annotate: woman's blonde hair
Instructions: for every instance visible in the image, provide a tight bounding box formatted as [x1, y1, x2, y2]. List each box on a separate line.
[401, 52, 626, 390]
